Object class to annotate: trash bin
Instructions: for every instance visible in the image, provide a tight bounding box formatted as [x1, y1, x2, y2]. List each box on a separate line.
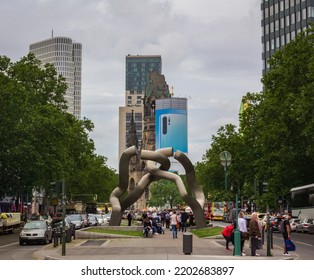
[66, 229, 72, 243]
[183, 232, 193, 254]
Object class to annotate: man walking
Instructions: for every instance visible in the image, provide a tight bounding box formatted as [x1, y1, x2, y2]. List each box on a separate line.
[281, 213, 292, 256]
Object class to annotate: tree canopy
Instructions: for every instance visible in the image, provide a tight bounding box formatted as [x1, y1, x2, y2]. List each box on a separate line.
[0, 54, 117, 205]
[196, 26, 314, 211]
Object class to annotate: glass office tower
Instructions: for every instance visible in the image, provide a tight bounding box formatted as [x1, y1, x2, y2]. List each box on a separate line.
[261, 0, 314, 74]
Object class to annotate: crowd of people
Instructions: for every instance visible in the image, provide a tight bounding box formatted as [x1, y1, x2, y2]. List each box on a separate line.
[126, 209, 195, 239]
[222, 211, 293, 257]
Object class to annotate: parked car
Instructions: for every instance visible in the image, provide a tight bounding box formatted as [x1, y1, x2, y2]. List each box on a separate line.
[290, 219, 301, 232]
[95, 214, 105, 225]
[103, 212, 111, 224]
[308, 223, 314, 234]
[269, 216, 283, 231]
[296, 218, 314, 233]
[88, 214, 99, 226]
[19, 220, 52, 245]
[67, 214, 84, 229]
[51, 217, 75, 238]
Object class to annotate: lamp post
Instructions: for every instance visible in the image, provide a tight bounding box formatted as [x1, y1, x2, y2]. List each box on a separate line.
[219, 151, 232, 192]
[231, 181, 241, 256]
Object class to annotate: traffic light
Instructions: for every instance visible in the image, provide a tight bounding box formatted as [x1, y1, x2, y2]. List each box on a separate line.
[51, 181, 62, 194]
[258, 182, 268, 196]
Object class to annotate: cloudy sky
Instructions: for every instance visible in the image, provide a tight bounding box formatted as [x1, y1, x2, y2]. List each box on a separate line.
[1, 0, 262, 171]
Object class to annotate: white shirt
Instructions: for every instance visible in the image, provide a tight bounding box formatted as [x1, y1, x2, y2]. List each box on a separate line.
[238, 217, 247, 233]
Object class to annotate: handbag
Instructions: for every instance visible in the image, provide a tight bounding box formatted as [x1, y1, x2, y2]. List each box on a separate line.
[285, 239, 296, 251]
[257, 238, 263, 250]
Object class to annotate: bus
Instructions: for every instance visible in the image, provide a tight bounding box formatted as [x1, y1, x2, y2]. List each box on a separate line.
[290, 183, 314, 219]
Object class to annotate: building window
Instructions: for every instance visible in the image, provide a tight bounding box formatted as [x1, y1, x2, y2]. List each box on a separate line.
[276, 37, 280, 48]
[291, 13, 295, 24]
[280, 1, 284, 11]
[270, 22, 274, 33]
[281, 17, 285, 28]
[271, 39, 275, 50]
[296, 10, 301, 22]
[286, 33, 291, 43]
[275, 20, 280, 31]
[286, 15, 290, 26]
[265, 23, 269, 35]
[291, 31, 296, 40]
[281, 34, 285, 45]
[275, 3, 279, 14]
[308, 6, 314, 18]
[265, 7, 269, 18]
[285, 0, 289, 9]
[302, 8, 306, 20]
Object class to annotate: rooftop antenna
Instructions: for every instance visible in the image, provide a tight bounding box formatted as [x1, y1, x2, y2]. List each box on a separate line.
[51, 29, 54, 38]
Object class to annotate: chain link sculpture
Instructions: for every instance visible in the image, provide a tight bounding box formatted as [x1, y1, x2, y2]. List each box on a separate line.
[109, 146, 207, 228]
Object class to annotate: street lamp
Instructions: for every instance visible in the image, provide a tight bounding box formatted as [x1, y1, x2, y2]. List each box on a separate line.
[231, 180, 241, 257]
[219, 151, 232, 192]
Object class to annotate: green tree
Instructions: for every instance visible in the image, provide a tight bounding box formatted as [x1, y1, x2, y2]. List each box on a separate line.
[148, 179, 183, 209]
[0, 54, 117, 205]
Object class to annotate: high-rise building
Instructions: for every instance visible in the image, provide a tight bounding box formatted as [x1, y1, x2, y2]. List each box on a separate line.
[119, 55, 162, 158]
[29, 36, 82, 119]
[261, 0, 314, 74]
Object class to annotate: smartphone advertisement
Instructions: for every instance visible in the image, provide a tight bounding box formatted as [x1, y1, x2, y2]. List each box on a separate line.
[155, 98, 188, 153]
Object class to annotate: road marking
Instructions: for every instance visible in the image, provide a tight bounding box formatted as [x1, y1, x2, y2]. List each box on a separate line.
[294, 241, 313, 247]
[273, 235, 313, 247]
[0, 242, 18, 248]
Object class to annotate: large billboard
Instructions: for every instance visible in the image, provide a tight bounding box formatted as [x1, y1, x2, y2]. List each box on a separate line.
[155, 98, 188, 153]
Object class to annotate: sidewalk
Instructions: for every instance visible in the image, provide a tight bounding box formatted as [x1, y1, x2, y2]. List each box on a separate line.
[34, 226, 299, 260]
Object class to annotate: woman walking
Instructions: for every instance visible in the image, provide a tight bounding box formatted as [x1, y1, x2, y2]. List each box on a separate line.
[170, 211, 178, 239]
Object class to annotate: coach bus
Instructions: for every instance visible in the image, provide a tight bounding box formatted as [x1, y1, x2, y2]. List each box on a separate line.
[290, 183, 314, 219]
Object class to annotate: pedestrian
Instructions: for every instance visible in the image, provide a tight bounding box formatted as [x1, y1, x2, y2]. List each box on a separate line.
[238, 211, 248, 256]
[165, 211, 170, 228]
[160, 209, 166, 227]
[181, 210, 189, 232]
[249, 212, 261, 256]
[127, 211, 133, 226]
[189, 211, 194, 227]
[281, 213, 292, 256]
[221, 223, 234, 251]
[143, 216, 152, 237]
[170, 211, 178, 239]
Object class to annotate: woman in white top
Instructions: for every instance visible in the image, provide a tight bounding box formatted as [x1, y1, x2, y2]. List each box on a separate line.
[170, 212, 178, 239]
[238, 211, 248, 256]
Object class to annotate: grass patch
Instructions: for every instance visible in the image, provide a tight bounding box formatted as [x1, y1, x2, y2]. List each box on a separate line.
[86, 228, 142, 237]
[190, 226, 223, 238]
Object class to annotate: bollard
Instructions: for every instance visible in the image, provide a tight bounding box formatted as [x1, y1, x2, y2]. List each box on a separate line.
[53, 231, 59, 247]
[183, 232, 193, 254]
[66, 229, 72, 243]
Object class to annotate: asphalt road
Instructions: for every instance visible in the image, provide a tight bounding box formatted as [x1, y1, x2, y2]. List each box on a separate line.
[1, 223, 313, 260]
[0, 229, 46, 260]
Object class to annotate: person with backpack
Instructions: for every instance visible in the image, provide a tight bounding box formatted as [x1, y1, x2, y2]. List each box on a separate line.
[281, 213, 292, 256]
[221, 223, 234, 251]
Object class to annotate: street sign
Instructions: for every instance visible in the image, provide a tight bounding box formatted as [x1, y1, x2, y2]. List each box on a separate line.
[219, 151, 232, 166]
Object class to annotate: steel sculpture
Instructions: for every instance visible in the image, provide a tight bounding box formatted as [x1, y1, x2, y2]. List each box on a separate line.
[109, 146, 207, 228]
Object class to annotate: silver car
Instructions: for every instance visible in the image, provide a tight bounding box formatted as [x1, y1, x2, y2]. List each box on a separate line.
[19, 220, 52, 245]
